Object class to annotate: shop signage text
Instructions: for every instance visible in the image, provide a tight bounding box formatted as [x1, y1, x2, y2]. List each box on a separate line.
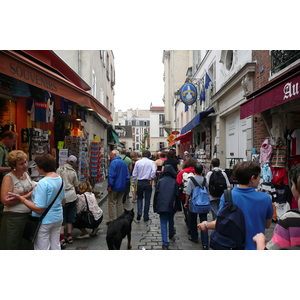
[283, 80, 299, 101]
[9, 62, 57, 92]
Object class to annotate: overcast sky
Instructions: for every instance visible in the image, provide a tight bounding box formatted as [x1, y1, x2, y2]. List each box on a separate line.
[113, 49, 165, 112]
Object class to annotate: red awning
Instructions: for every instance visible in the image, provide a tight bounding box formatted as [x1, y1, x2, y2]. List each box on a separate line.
[0, 50, 113, 121]
[174, 130, 192, 144]
[240, 70, 300, 119]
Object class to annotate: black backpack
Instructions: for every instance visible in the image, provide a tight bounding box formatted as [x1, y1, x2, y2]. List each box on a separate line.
[209, 170, 227, 197]
[209, 190, 246, 250]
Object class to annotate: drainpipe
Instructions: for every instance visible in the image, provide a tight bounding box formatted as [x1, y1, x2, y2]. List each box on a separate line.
[78, 50, 81, 77]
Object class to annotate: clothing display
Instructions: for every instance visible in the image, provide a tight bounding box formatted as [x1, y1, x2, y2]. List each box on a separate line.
[259, 139, 273, 163]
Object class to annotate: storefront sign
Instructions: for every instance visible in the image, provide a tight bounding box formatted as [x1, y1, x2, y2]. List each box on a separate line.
[241, 72, 300, 119]
[9, 62, 58, 92]
[283, 81, 299, 101]
[180, 83, 197, 105]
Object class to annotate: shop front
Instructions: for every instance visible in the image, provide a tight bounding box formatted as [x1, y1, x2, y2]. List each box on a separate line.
[0, 50, 112, 186]
[240, 63, 300, 211]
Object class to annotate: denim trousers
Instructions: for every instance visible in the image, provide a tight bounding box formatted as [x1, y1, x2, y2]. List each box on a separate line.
[159, 212, 175, 246]
[189, 211, 208, 245]
[137, 180, 152, 220]
[210, 199, 220, 220]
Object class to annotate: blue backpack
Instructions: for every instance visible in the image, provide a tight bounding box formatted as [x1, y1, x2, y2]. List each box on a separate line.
[209, 190, 246, 250]
[189, 177, 211, 214]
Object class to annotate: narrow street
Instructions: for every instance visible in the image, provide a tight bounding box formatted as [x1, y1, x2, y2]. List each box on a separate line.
[64, 181, 276, 250]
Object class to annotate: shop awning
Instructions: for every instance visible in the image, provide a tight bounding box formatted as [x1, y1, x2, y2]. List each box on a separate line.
[174, 130, 193, 144]
[180, 108, 214, 135]
[240, 69, 300, 119]
[168, 140, 176, 147]
[111, 130, 123, 147]
[0, 50, 113, 121]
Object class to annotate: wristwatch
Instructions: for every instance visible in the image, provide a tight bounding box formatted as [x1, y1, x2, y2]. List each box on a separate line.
[204, 221, 208, 229]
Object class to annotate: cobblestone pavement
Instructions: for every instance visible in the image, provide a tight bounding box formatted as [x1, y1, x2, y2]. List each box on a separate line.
[64, 181, 276, 250]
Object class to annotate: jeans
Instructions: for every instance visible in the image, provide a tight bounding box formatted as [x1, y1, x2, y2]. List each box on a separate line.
[210, 199, 220, 220]
[159, 212, 175, 246]
[137, 180, 152, 220]
[190, 212, 208, 246]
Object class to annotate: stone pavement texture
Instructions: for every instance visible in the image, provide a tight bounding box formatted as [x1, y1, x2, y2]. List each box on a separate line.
[64, 180, 276, 250]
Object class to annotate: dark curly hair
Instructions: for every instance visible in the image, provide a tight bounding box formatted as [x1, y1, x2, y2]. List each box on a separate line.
[34, 154, 57, 173]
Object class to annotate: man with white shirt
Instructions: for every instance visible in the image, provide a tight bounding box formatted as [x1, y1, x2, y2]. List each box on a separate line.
[132, 150, 156, 221]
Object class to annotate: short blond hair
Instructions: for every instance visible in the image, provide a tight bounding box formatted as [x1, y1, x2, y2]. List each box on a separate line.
[7, 150, 27, 168]
[78, 181, 93, 193]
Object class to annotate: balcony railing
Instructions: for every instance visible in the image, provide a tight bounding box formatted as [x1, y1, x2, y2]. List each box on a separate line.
[271, 50, 300, 74]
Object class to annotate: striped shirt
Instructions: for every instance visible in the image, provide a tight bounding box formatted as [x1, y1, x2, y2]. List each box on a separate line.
[266, 209, 300, 249]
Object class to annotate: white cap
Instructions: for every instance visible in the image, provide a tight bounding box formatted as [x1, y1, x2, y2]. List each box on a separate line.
[67, 155, 77, 164]
[184, 151, 189, 155]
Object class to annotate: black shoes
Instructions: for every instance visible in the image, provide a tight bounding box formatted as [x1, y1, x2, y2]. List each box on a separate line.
[137, 214, 141, 221]
[162, 245, 169, 250]
[203, 245, 209, 250]
[188, 237, 199, 243]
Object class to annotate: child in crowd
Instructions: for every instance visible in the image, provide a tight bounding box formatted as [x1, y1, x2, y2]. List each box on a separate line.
[253, 163, 300, 250]
[153, 165, 181, 250]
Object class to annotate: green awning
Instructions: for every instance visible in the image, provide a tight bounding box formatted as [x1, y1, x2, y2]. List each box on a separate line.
[111, 130, 123, 147]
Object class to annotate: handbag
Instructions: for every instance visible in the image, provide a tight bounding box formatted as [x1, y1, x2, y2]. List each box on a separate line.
[73, 194, 96, 229]
[22, 180, 64, 243]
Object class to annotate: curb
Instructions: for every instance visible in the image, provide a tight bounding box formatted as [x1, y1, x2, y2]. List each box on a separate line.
[97, 191, 108, 207]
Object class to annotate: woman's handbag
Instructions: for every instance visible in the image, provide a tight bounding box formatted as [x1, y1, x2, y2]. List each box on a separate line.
[22, 180, 64, 243]
[73, 194, 96, 229]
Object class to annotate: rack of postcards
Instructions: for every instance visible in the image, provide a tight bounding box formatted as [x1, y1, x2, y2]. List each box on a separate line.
[61, 136, 89, 183]
[89, 141, 105, 185]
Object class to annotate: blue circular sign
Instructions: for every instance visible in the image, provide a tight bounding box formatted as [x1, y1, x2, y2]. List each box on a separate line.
[180, 83, 197, 105]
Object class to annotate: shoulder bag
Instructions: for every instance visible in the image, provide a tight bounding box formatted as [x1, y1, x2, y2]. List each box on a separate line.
[73, 194, 96, 229]
[22, 179, 64, 243]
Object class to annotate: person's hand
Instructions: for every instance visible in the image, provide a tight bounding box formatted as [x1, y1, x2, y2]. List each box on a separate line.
[183, 202, 188, 209]
[253, 233, 266, 250]
[107, 186, 112, 192]
[6, 192, 21, 202]
[198, 221, 208, 231]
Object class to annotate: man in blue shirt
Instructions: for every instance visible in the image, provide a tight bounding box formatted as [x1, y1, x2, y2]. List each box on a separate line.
[132, 150, 156, 221]
[107, 150, 130, 225]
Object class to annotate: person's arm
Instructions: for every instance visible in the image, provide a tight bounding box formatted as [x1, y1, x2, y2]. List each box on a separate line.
[1, 175, 20, 206]
[253, 233, 267, 250]
[198, 220, 217, 231]
[6, 192, 45, 214]
[0, 166, 12, 173]
[184, 194, 190, 208]
[265, 218, 272, 229]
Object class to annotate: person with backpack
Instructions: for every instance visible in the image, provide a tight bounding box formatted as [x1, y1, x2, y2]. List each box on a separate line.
[184, 162, 209, 249]
[176, 158, 197, 229]
[198, 161, 273, 250]
[206, 158, 230, 220]
[153, 165, 181, 250]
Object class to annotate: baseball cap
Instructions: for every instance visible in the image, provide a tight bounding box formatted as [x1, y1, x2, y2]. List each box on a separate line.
[184, 151, 189, 155]
[68, 155, 77, 164]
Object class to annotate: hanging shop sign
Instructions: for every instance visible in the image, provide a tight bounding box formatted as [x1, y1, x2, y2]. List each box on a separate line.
[180, 83, 197, 105]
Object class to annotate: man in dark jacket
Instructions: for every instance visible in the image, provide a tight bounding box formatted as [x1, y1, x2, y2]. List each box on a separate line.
[107, 150, 130, 224]
[154, 165, 181, 249]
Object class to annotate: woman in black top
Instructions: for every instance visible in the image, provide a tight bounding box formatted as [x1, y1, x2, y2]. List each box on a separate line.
[162, 150, 180, 173]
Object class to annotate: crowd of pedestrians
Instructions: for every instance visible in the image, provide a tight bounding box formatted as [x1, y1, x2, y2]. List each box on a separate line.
[0, 131, 299, 250]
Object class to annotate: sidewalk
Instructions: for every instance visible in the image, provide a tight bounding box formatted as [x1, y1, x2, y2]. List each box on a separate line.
[65, 180, 276, 250]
